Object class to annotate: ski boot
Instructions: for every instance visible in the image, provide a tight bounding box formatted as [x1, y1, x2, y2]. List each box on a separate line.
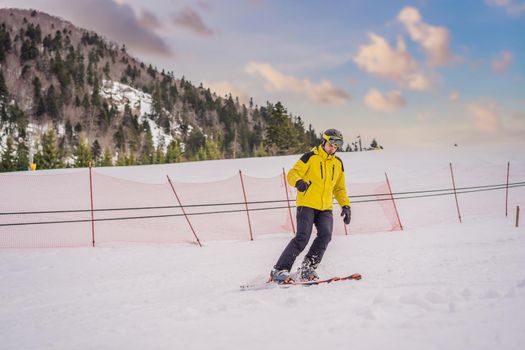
[270, 269, 294, 284]
[299, 261, 319, 281]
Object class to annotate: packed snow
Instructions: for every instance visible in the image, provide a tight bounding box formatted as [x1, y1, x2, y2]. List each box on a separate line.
[1, 144, 525, 350]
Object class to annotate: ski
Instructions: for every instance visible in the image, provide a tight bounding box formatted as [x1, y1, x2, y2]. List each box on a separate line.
[240, 273, 361, 291]
[291, 273, 362, 286]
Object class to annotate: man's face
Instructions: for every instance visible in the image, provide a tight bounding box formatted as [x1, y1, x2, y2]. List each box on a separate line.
[323, 141, 338, 155]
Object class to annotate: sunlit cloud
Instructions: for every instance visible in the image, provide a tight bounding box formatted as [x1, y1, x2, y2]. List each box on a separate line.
[398, 7, 453, 66]
[492, 51, 513, 73]
[353, 33, 432, 91]
[486, 0, 525, 16]
[364, 89, 406, 112]
[465, 100, 502, 132]
[173, 7, 215, 36]
[244, 62, 350, 105]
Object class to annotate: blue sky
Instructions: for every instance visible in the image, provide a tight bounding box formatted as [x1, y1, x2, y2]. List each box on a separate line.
[2, 0, 524, 147]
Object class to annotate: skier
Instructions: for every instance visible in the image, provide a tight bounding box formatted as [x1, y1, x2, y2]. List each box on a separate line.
[270, 129, 351, 283]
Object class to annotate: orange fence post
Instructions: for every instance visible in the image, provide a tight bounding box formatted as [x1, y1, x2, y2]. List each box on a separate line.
[506, 161, 510, 217]
[88, 162, 96, 247]
[282, 168, 296, 235]
[239, 170, 254, 241]
[385, 172, 403, 231]
[166, 175, 202, 247]
[449, 163, 462, 223]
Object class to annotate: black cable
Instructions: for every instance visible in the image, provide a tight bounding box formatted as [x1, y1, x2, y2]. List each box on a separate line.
[2, 180, 524, 216]
[1, 181, 524, 227]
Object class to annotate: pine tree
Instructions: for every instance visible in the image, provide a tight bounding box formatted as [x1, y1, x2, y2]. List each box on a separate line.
[186, 128, 206, 158]
[45, 85, 60, 120]
[165, 140, 182, 163]
[8, 103, 29, 137]
[197, 146, 207, 161]
[74, 136, 92, 167]
[91, 75, 100, 108]
[265, 102, 297, 155]
[116, 150, 127, 166]
[75, 53, 85, 87]
[32, 76, 42, 100]
[0, 135, 16, 172]
[0, 69, 8, 104]
[37, 129, 62, 169]
[205, 138, 221, 160]
[0, 24, 12, 62]
[15, 138, 29, 171]
[140, 130, 154, 164]
[255, 143, 267, 157]
[151, 82, 163, 117]
[0, 70, 9, 123]
[91, 140, 102, 163]
[103, 62, 110, 79]
[154, 145, 165, 164]
[126, 152, 136, 166]
[20, 39, 38, 61]
[100, 147, 113, 166]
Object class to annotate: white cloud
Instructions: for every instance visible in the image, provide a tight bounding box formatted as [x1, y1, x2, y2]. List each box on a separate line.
[398, 7, 453, 66]
[486, 0, 525, 16]
[465, 100, 502, 132]
[202, 81, 250, 105]
[244, 62, 350, 105]
[364, 89, 406, 112]
[491, 51, 513, 73]
[353, 33, 432, 91]
[406, 73, 432, 91]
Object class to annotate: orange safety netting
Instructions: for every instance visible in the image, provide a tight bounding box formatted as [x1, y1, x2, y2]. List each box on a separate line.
[0, 171, 92, 248]
[0, 169, 401, 248]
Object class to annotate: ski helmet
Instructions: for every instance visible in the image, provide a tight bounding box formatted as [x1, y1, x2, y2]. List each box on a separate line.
[322, 129, 343, 148]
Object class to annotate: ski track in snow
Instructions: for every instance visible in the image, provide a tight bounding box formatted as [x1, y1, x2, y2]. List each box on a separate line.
[1, 145, 525, 349]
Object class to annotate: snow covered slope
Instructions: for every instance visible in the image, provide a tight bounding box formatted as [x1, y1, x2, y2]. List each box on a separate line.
[1, 145, 524, 350]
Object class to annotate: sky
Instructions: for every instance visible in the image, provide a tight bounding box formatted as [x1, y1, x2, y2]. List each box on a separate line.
[1, 0, 524, 147]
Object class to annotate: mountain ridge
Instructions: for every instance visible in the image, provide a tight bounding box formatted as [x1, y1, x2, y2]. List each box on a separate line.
[0, 8, 319, 171]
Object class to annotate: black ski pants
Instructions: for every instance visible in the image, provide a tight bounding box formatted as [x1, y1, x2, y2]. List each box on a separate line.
[274, 206, 333, 271]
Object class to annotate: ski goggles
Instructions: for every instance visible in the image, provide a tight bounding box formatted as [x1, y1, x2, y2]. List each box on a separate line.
[322, 134, 343, 148]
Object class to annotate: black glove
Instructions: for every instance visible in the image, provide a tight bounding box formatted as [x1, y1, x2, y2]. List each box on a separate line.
[295, 179, 309, 192]
[341, 206, 351, 225]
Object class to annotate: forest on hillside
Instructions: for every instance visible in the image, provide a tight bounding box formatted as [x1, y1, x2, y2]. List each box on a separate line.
[0, 9, 381, 173]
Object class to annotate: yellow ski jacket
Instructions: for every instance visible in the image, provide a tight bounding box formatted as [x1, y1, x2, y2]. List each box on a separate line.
[287, 145, 350, 211]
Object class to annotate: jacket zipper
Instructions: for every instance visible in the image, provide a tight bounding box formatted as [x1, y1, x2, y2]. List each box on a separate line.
[332, 164, 335, 181]
[320, 161, 325, 208]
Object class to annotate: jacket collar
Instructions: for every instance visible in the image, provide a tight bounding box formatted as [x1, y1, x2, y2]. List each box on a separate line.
[313, 145, 334, 160]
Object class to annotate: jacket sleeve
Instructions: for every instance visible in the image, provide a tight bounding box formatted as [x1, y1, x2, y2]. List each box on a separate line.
[287, 155, 310, 188]
[333, 162, 351, 207]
